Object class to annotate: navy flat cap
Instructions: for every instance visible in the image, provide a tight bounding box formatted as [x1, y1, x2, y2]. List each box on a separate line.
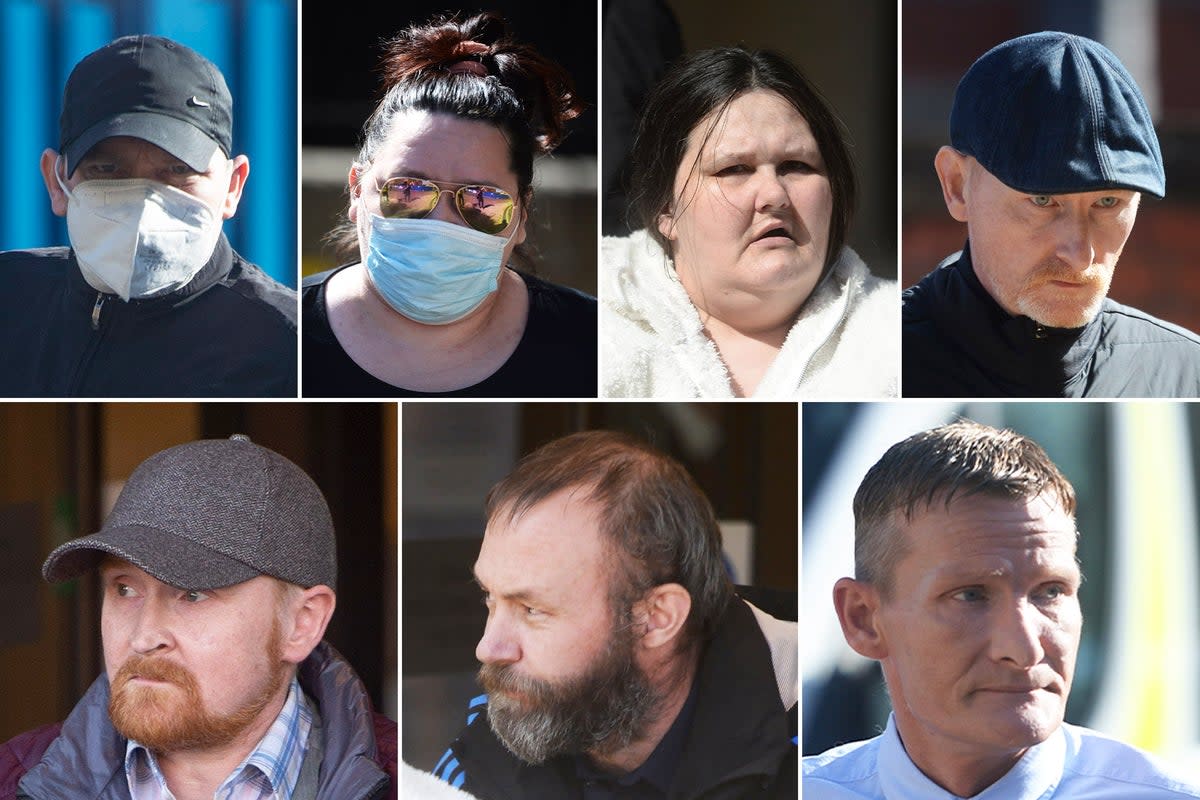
[950, 31, 1165, 198]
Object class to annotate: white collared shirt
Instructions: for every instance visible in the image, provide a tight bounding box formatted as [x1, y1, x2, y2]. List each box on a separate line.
[803, 713, 1200, 799]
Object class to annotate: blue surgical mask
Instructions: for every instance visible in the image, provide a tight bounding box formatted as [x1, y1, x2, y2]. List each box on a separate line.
[364, 214, 516, 325]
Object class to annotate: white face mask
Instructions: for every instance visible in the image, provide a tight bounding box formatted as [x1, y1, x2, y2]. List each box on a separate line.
[55, 157, 224, 301]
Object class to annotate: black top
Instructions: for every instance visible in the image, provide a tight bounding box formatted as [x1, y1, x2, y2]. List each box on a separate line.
[0, 236, 297, 398]
[903, 244, 1200, 398]
[574, 678, 699, 800]
[301, 265, 598, 398]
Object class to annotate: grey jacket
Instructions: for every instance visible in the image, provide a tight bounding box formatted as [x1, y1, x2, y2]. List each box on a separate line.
[15, 641, 393, 799]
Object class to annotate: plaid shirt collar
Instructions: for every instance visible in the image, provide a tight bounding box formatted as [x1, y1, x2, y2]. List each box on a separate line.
[124, 676, 313, 800]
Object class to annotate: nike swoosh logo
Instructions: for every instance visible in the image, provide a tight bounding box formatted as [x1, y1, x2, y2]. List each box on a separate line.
[188, 96, 211, 108]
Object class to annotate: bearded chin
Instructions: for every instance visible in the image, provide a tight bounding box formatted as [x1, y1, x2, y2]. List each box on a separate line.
[479, 629, 663, 765]
[108, 628, 288, 753]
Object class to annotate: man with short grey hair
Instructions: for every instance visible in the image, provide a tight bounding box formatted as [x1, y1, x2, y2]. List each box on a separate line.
[804, 420, 1200, 798]
[0, 435, 396, 799]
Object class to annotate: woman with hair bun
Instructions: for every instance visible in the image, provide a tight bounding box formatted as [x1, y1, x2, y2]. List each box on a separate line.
[303, 12, 596, 397]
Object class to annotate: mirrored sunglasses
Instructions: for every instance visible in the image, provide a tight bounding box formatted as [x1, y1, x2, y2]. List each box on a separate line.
[378, 176, 517, 235]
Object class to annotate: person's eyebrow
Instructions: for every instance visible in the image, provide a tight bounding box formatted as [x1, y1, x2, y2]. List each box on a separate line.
[384, 170, 508, 188]
[931, 558, 1081, 584]
[472, 569, 551, 606]
[709, 140, 822, 164]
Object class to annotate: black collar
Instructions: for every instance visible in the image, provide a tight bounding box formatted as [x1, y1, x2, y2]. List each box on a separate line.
[66, 233, 235, 307]
[573, 673, 700, 796]
[926, 243, 1103, 395]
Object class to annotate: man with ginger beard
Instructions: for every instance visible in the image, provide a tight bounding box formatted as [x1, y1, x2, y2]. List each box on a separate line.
[430, 430, 798, 799]
[0, 434, 397, 799]
[903, 31, 1200, 398]
[803, 420, 1200, 798]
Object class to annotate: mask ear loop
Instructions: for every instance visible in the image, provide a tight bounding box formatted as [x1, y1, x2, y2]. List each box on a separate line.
[53, 154, 75, 200]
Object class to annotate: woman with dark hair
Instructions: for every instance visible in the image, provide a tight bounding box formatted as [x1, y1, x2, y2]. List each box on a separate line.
[302, 12, 597, 397]
[601, 47, 897, 398]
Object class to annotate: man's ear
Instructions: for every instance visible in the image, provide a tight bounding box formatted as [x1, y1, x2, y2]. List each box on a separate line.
[220, 155, 250, 220]
[933, 146, 971, 223]
[635, 583, 691, 650]
[40, 149, 69, 218]
[833, 577, 888, 660]
[280, 585, 336, 665]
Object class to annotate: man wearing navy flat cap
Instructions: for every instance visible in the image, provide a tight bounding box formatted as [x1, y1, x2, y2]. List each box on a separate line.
[0, 435, 396, 799]
[903, 31, 1200, 398]
[0, 35, 296, 398]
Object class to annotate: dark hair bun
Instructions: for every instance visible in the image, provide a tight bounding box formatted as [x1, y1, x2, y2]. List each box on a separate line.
[381, 11, 584, 153]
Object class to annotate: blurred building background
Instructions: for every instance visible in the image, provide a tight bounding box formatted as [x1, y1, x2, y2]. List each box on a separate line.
[904, 0, 1200, 334]
[802, 400, 1200, 777]
[301, 1, 597, 296]
[603, 0, 898, 279]
[402, 401, 798, 772]
[0, 402, 397, 742]
[0, 0, 297, 288]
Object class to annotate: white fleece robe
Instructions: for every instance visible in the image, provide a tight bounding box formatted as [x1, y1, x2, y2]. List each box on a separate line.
[600, 229, 899, 398]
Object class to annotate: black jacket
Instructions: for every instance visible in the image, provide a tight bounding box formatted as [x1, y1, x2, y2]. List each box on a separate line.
[903, 245, 1200, 397]
[434, 598, 797, 800]
[0, 236, 297, 397]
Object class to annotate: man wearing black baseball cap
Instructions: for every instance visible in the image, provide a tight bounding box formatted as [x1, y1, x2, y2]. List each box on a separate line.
[903, 31, 1200, 398]
[0, 35, 296, 398]
[0, 435, 396, 798]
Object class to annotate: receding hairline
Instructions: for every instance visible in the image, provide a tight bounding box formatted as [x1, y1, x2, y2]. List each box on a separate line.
[481, 481, 630, 595]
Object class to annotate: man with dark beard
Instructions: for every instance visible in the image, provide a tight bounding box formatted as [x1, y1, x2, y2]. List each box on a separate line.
[430, 430, 798, 799]
[0, 435, 397, 799]
[903, 31, 1200, 398]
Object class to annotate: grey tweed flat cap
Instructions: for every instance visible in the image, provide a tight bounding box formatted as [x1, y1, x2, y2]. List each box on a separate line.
[42, 434, 336, 591]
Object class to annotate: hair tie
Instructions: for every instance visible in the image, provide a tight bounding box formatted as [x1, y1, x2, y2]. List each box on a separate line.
[446, 40, 490, 76]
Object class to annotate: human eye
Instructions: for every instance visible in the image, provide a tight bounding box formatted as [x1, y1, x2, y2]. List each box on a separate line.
[1029, 195, 1053, 208]
[780, 160, 817, 175]
[714, 164, 751, 177]
[522, 604, 545, 620]
[114, 582, 138, 598]
[1095, 196, 1120, 209]
[79, 160, 119, 180]
[1032, 582, 1071, 603]
[181, 590, 210, 603]
[950, 586, 988, 604]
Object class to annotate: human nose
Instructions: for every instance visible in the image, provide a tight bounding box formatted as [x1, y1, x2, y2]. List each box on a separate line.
[475, 607, 521, 666]
[1054, 212, 1096, 272]
[427, 187, 462, 225]
[989, 600, 1046, 668]
[129, 596, 174, 655]
[754, 168, 790, 212]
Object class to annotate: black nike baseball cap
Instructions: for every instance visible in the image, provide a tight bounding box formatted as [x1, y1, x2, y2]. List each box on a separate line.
[59, 34, 233, 178]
